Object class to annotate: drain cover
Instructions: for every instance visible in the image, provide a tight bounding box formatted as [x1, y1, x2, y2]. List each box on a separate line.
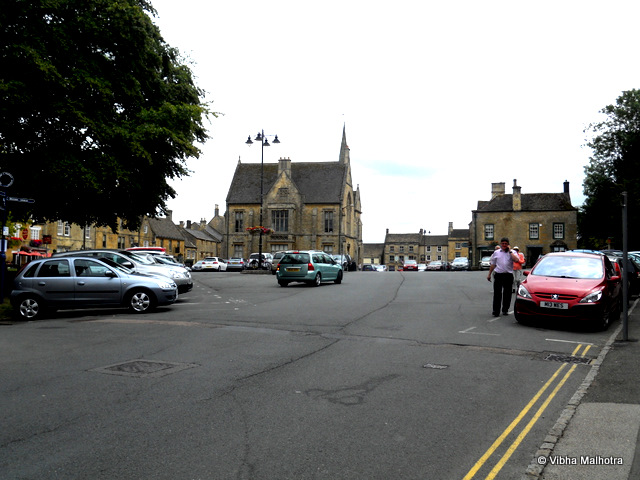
[90, 359, 198, 378]
[544, 353, 592, 365]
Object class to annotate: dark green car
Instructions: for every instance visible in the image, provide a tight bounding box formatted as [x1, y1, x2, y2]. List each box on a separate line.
[275, 251, 343, 287]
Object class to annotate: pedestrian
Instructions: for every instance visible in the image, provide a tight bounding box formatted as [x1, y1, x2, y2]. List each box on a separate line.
[487, 237, 521, 316]
[512, 246, 525, 292]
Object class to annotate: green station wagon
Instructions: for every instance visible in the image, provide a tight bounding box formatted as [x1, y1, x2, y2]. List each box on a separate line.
[276, 251, 343, 287]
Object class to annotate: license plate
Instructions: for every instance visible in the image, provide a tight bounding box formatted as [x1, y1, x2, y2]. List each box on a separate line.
[541, 301, 568, 310]
[286, 267, 300, 272]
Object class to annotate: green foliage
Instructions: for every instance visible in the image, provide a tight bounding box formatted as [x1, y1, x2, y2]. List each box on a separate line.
[579, 90, 640, 250]
[0, 0, 211, 230]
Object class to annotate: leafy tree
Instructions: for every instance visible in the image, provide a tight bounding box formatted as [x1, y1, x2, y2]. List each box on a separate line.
[579, 90, 640, 250]
[0, 0, 210, 231]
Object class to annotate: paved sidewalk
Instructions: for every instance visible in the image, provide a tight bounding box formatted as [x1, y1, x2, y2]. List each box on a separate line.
[523, 298, 640, 480]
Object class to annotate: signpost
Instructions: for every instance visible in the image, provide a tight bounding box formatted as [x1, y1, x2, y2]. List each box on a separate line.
[0, 172, 35, 302]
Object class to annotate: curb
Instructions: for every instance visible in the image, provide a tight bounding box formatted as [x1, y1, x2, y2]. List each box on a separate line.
[521, 298, 639, 480]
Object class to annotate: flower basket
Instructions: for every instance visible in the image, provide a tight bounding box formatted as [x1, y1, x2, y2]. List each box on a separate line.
[246, 226, 272, 235]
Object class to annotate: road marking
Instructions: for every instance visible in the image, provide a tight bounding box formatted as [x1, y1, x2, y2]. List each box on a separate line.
[546, 338, 596, 346]
[462, 344, 588, 479]
[459, 326, 500, 336]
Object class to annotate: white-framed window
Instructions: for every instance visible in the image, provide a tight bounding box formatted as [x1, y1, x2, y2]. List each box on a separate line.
[57, 220, 63, 235]
[427, 246, 431, 252]
[484, 224, 494, 240]
[30, 226, 41, 240]
[553, 223, 564, 239]
[455, 242, 461, 250]
[85, 225, 91, 239]
[437, 246, 442, 252]
[529, 223, 540, 240]
[399, 246, 405, 253]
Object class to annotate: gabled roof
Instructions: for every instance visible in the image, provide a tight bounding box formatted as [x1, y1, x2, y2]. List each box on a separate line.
[385, 233, 422, 244]
[363, 243, 385, 257]
[475, 193, 575, 212]
[450, 229, 469, 238]
[147, 216, 184, 241]
[227, 162, 347, 204]
[424, 235, 449, 246]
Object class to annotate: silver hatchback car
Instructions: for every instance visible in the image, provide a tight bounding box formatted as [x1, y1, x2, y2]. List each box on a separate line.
[11, 257, 178, 320]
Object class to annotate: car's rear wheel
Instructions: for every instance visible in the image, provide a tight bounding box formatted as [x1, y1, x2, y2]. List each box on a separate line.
[127, 289, 156, 313]
[310, 273, 321, 287]
[15, 295, 44, 320]
[334, 270, 343, 284]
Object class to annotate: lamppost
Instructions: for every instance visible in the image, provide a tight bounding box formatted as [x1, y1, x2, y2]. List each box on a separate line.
[245, 130, 280, 269]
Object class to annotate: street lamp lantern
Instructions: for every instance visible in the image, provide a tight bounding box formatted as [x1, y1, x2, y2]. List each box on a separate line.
[245, 129, 280, 269]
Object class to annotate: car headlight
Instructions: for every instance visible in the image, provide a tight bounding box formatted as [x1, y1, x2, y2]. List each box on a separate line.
[580, 290, 603, 303]
[155, 280, 176, 289]
[169, 270, 186, 279]
[517, 284, 532, 299]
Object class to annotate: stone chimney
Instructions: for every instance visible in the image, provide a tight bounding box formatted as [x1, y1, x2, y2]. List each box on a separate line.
[512, 179, 522, 211]
[278, 157, 291, 176]
[200, 219, 207, 229]
[165, 209, 172, 221]
[179, 221, 184, 228]
[419, 228, 424, 235]
[186, 220, 191, 229]
[563, 180, 570, 200]
[448, 222, 453, 234]
[491, 182, 505, 199]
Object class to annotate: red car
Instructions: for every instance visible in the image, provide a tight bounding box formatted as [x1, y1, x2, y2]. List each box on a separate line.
[514, 251, 622, 330]
[403, 260, 419, 271]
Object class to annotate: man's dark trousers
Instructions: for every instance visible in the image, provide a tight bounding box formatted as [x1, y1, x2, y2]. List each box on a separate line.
[493, 272, 514, 314]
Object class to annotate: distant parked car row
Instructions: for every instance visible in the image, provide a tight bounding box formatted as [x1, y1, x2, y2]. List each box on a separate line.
[11, 248, 191, 320]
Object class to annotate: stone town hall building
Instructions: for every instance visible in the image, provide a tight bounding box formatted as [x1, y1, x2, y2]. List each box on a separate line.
[222, 127, 363, 263]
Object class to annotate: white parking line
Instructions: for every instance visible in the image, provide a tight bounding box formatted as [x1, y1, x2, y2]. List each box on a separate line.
[459, 326, 501, 336]
[546, 338, 596, 346]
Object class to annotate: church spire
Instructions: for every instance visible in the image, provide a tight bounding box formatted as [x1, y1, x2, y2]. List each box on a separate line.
[339, 123, 350, 165]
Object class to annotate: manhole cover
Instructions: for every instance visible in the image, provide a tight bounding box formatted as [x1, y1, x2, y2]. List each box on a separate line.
[90, 359, 198, 378]
[544, 353, 592, 365]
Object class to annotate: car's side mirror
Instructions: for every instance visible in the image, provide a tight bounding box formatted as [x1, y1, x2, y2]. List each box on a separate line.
[610, 275, 621, 282]
[105, 270, 117, 278]
[523, 270, 530, 276]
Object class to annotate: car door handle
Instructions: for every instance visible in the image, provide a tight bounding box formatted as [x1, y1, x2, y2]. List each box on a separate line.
[38, 281, 46, 286]
[77, 281, 86, 286]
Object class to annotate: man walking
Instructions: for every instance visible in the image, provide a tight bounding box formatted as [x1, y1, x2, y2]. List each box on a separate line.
[487, 237, 521, 316]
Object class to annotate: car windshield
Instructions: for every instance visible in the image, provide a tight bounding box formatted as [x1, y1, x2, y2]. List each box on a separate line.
[532, 255, 603, 279]
[120, 251, 155, 265]
[98, 257, 132, 274]
[281, 253, 310, 264]
[453, 259, 465, 263]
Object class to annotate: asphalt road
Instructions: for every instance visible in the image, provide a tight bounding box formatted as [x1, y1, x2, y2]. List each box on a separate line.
[0, 270, 617, 480]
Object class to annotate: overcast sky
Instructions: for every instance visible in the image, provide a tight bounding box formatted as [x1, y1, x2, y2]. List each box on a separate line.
[151, 0, 640, 243]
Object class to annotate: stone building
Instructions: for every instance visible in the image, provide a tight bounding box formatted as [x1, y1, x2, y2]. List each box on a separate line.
[447, 222, 470, 262]
[223, 127, 363, 263]
[469, 180, 578, 267]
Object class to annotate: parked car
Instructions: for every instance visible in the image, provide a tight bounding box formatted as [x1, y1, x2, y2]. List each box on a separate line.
[192, 257, 227, 272]
[427, 260, 444, 271]
[514, 251, 622, 330]
[417, 263, 427, 272]
[361, 264, 375, 271]
[376, 265, 388, 272]
[227, 258, 247, 272]
[479, 256, 491, 270]
[276, 251, 343, 287]
[247, 253, 273, 270]
[451, 257, 470, 271]
[403, 259, 419, 271]
[331, 254, 352, 271]
[11, 256, 178, 320]
[271, 251, 291, 275]
[54, 249, 193, 293]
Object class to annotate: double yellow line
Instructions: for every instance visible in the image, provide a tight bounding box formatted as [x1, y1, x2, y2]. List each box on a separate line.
[462, 344, 591, 480]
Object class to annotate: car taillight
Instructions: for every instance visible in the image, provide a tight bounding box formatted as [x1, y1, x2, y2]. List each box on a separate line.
[308, 263, 314, 271]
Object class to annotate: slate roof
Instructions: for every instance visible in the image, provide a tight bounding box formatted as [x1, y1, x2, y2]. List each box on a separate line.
[475, 193, 575, 212]
[450, 229, 470, 238]
[385, 233, 422, 244]
[147, 216, 184, 241]
[423, 235, 449, 246]
[227, 162, 347, 204]
[363, 243, 385, 257]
